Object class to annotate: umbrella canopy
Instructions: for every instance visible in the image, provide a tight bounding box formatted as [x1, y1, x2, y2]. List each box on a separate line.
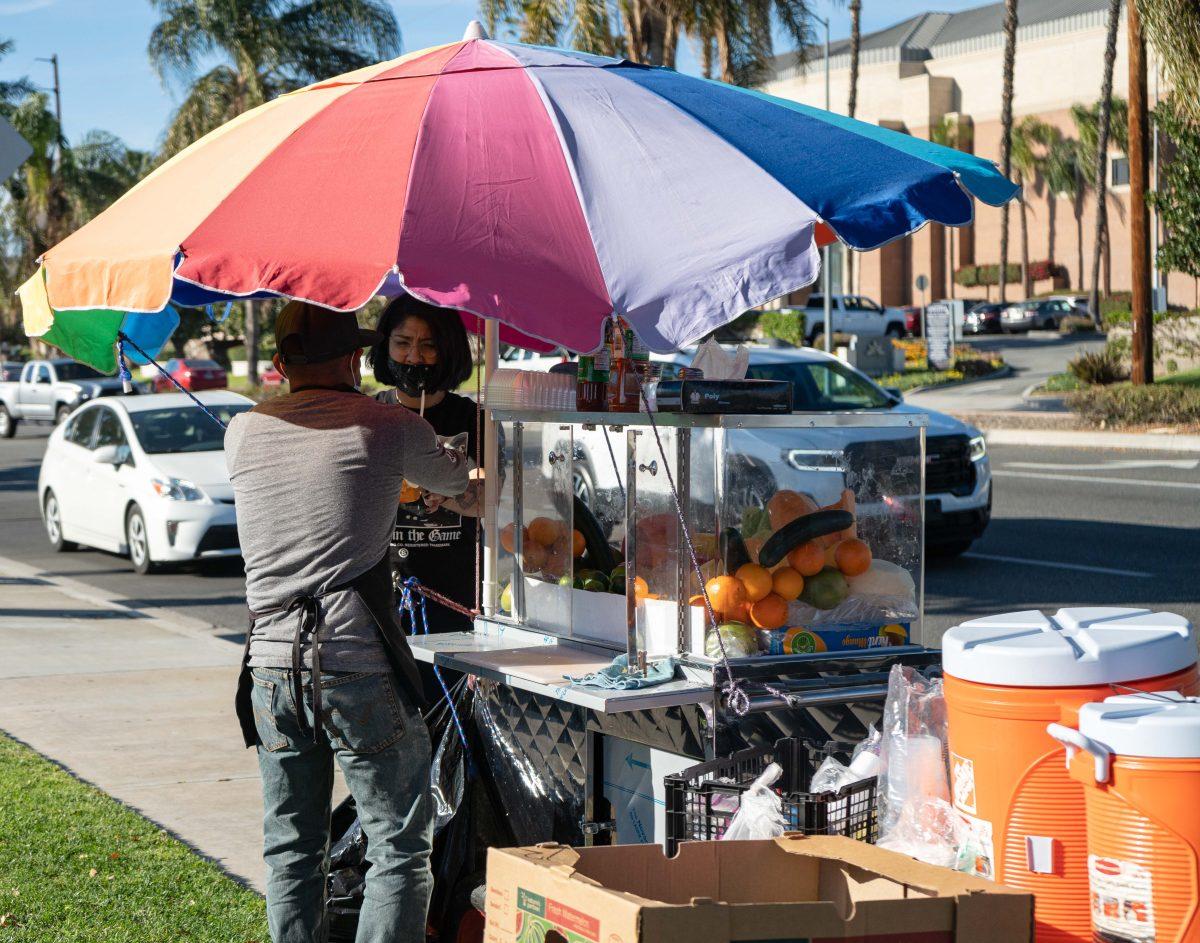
[22, 30, 1018, 371]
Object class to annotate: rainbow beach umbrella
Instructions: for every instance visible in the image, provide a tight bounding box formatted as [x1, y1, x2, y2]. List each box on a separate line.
[21, 24, 1018, 371]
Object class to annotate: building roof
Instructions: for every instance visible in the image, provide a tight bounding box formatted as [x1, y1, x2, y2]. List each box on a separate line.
[774, 0, 1112, 78]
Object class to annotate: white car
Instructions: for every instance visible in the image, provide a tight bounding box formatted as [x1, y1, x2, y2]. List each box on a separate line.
[38, 391, 253, 573]
[513, 345, 991, 556]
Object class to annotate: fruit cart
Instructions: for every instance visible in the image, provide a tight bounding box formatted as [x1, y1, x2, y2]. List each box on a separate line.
[407, 401, 940, 849]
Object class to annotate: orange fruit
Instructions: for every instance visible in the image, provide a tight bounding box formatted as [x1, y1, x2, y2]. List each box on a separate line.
[726, 600, 753, 624]
[688, 594, 707, 608]
[398, 480, 422, 503]
[528, 516, 560, 547]
[500, 523, 526, 554]
[521, 541, 547, 573]
[633, 576, 650, 600]
[735, 563, 773, 603]
[767, 489, 819, 530]
[787, 541, 825, 577]
[571, 529, 586, 557]
[824, 543, 840, 568]
[704, 575, 746, 617]
[772, 567, 805, 602]
[835, 537, 873, 577]
[750, 593, 788, 630]
[542, 546, 570, 579]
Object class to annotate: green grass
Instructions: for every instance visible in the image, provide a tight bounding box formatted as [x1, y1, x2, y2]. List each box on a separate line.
[1037, 372, 1086, 394]
[0, 733, 268, 942]
[878, 368, 965, 391]
[1158, 367, 1200, 388]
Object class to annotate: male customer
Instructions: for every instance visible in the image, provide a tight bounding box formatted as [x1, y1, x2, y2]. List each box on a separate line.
[226, 300, 470, 943]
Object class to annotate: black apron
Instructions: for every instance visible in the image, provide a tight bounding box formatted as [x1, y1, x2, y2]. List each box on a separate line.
[234, 553, 428, 749]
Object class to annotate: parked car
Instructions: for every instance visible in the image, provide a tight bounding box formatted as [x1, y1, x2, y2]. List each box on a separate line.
[0, 358, 132, 437]
[964, 303, 1004, 335]
[152, 358, 228, 393]
[801, 294, 908, 343]
[38, 391, 253, 573]
[900, 305, 923, 336]
[522, 345, 990, 556]
[1001, 298, 1076, 333]
[1049, 294, 1089, 315]
[258, 363, 285, 388]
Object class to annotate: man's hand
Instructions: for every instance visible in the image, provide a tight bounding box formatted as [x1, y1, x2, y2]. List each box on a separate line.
[427, 479, 483, 517]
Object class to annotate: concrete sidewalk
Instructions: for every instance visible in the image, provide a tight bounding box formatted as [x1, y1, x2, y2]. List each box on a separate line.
[0, 555, 347, 892]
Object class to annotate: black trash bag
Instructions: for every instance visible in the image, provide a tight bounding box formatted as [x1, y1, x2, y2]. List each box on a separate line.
[326, 674, 487, 943]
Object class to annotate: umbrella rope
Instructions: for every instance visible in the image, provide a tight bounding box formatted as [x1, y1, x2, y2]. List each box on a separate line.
[630, 368, 803, 716]
[398, 576, 471, 757]
[116, 333, 230, 432]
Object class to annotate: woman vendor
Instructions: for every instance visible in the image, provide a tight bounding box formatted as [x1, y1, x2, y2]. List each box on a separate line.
[368, 295, 482, 634]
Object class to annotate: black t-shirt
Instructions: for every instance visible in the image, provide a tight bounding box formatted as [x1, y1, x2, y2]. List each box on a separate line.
[376, 389, 481, 633]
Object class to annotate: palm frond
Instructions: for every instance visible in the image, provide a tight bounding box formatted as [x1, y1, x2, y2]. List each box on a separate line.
[147, 0, 219, 88]
[519, 0, 564, 46]
[277, 0, 401, 68]
[570, 0, 616, 54]
[1140, 0, 1200, 125]
[162, 65, 240, 156]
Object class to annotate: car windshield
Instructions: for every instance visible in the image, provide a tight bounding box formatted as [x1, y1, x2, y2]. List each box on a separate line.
[128, 404, 252, 454]
[746, 361, 893, 410]
[54, 363, 105, 381]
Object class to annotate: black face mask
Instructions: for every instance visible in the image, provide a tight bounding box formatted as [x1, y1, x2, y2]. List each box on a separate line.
[389, 359, 438, 397]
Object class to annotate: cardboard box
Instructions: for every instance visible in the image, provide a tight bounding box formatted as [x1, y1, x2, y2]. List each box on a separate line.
[484, 835, 1032, 943]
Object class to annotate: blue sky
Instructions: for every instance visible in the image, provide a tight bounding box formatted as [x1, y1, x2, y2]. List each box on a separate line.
[1, 0, 988, 153]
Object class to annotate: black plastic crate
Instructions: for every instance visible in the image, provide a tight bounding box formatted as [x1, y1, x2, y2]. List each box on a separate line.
[663, 738, 877, 857]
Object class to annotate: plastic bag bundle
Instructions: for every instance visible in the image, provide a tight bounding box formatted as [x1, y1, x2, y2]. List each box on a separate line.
[722, 762, 787, 841]
[875, 664, 962, 868]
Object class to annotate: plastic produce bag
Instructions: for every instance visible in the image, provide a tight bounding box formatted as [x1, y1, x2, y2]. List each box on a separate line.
[875, 665, 962, 868]
[722, 763, 786, 841]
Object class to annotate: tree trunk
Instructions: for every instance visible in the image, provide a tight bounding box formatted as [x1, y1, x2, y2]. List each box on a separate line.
[700, 31, 715, 79]
[244, 300, 260, 386]
[1075, 184, 1085, 290]
[661, 13, 679, 69]
[1048, 189, 1057, 269]
[948, 227, 956, 299]
[845, 0, 862, 310]
[998, 0, 1018, 305]
[1019, 175, 1031, 296]
[716, 13, 733, 83]
[1128, 0, 1152, 384]
[1089, 0, 1122, 323]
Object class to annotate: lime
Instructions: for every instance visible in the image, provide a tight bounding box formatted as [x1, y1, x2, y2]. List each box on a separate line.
[581, 577, 607, 592]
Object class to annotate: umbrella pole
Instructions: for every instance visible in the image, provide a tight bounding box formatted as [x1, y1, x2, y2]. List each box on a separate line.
[481, 318, 500, 617]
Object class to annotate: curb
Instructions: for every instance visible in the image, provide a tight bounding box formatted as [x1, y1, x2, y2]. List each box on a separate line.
[983, 427, 1200, 453]
[905, 363, 1014, 395]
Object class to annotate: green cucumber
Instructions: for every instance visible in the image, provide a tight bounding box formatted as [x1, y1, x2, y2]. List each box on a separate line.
[758, 510, 855, 568]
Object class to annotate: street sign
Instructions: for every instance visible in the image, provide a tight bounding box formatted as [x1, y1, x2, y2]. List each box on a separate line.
[925, 301, 954, 371]
[914, 274, 929, 292]
[0, 115, 32, 182]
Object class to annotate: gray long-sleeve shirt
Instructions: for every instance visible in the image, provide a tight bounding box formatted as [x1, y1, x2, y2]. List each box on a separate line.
[225, 388, 470, 671]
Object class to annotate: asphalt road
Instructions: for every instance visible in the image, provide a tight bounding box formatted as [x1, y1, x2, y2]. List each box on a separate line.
[907, 330, 1106, 413]
[2, 423, 1196, 647]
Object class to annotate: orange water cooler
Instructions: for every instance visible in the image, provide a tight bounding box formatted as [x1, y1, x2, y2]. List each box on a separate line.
[941, 608, 1197, 943]
[1050, 693, 1200, 943]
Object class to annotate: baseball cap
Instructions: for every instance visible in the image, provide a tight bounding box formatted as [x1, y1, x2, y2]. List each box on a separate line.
[275, 300, 382, 365]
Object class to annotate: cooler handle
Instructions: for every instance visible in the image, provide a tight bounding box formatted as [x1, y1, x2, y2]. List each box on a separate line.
[1047, 723, 1111, 783]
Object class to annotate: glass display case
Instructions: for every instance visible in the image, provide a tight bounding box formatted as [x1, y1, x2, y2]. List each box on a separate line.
[486, 409, 926, 667]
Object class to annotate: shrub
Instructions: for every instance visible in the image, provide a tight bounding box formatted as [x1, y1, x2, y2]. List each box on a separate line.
[1026, 260, 1067, 282]
[758, 309, 807, 347]
[954, 357, 999, 377]
[1069, 348, 1127, 385]
[1067, 384, 1200, 426]
[1059, 315, 1098, 334]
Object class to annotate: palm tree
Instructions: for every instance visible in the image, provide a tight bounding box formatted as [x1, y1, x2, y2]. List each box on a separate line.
[997, 0, 1018, 304]
[482, 0, 620, 54]
[1072, 95, 1127, 300]
[1139, 0, 1200, 124]
[0, 39, 34, 107]
[1010, 116, 1055, 296]
[1087, 0, 1122, 322]
[930, 115, 960, 299]
[148, 0, 401, 383]
[1040, 130, 1082, 287]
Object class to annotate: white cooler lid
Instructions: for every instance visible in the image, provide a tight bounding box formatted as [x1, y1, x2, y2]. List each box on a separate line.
[1080, 692, 1200, 759]
[942, 607, 1195, 687]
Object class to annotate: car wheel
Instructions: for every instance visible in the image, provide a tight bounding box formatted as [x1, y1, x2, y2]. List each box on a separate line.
[55, 404, 72, 424]
[572, 461, 596, 510]
[929, 540, 973, 558]
[885, 324, 905, 339]
[43, 490, 78, 552]
[125, 505, 159, 574]
[0, 404, 15, 439]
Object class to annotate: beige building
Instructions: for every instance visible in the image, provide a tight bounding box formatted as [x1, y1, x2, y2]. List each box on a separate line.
[764, 0, 1193, 309]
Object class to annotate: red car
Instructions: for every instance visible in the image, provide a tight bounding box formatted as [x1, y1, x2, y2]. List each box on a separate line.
[153, 358, 228, 393]
[258, 363, 285, 388]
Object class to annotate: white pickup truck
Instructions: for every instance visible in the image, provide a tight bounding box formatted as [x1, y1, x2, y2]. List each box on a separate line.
[0, 359, 131, 438]
[797, 294, 908, 344]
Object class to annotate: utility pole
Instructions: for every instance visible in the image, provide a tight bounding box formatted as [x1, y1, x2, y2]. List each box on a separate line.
[812, 13, 832, 352]
[35, 54, 61, 139]
[1128, 0, 1152, 385]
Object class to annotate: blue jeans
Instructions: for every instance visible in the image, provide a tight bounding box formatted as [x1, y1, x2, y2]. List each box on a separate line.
[250, 667, 433, 943]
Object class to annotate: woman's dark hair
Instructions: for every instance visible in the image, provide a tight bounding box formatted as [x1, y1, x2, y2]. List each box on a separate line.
[367, 294, 473, 392]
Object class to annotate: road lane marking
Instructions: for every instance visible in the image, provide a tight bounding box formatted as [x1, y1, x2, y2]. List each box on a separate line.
[963, 552, 1154, 579]
[992, 469, 1200, 490]
[1005, 459, 1200, 471]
